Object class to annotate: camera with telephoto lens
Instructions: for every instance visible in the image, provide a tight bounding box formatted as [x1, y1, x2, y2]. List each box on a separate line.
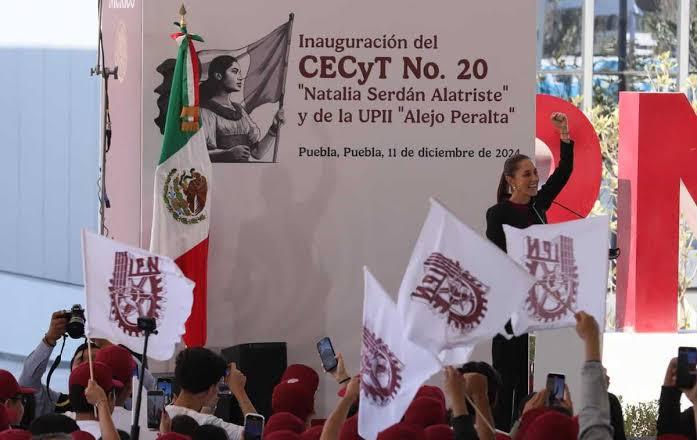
[64, 304, 86, 339]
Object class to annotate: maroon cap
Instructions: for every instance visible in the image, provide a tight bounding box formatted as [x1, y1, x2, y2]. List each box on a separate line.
[95, 345, 136, 386]
[0, 370, 35, 400]
[157, 434, 191, 440]
[71, 432, 97, 440]
[424, 424, 454, 440]
[0, 429, 31, 440]
[272, 381, 315, 422]
[377, 423, 426, 440]
[300, 425, 323, 440]
[414, 385, 445, 405]
[265, 412, 306, 435]
[339, 415, 360, 440]
[517, 408, 578, 440]
[403, 397, 447, 429]
[69, 361, 123, 392]
[0, 403, 10, 431]
[264, 430, 302, 440]
[281, 365, 319, 393]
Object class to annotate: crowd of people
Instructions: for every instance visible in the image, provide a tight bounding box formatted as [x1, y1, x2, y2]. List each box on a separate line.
[0, 310, 694, 439]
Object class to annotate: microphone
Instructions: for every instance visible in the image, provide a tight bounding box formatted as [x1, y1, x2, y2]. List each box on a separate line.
[546, 201, 620, 260]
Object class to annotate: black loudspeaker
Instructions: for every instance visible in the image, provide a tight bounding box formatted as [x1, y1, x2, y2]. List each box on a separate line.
[216, 342, 287, 424]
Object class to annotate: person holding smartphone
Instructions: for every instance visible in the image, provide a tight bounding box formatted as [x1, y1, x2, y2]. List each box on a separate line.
[513, 312, 613, 440]
[166, 348, 256, 440]
[657, 356, 697, 439]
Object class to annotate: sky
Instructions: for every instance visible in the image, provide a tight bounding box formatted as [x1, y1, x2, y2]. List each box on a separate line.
[1, 0, 98, 48]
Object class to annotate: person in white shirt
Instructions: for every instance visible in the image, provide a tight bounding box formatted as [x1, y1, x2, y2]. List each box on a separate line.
[165, 347, 257, 440]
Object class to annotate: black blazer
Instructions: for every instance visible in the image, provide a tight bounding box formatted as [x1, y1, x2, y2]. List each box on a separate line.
[485, 140, 574, 252]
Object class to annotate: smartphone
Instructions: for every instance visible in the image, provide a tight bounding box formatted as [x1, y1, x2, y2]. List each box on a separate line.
[677, 347, 697, 389]
[545, 373, 565, 407]
[243, 413, 265, 440]
[317, 337, 338, 372]
[147, 390, 166, 430]
[156, 378, 173, 404]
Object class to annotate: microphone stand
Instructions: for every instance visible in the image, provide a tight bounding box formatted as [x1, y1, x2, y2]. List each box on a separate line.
[91, 0, 118, 236]
[550, 201, 620, 260]
[130, 317, 158, 440]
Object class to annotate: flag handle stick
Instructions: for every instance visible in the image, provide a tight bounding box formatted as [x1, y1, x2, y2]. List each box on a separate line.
[86, 338, 98, 418]
[465, 394, 497, 435]
[271, 13, 294, 163]
[546, 287, 578, 315]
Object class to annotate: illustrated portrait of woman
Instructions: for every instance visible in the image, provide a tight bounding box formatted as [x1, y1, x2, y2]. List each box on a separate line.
[199, 55, 286, 163]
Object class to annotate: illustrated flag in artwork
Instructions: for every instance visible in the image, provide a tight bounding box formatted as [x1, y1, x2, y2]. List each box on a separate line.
[359, 268, 441, 440]
[197, 18, 293, 113]
[150, 15, 211, 347]
[397, 199, 536, 364]
[503, 216, 610, 335]
[82, 230, 193, 360]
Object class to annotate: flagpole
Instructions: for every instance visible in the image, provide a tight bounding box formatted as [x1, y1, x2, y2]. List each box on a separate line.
[271, 13, 294, 163]
[464, 394, 497, 435]
[87, 339, 98, 418]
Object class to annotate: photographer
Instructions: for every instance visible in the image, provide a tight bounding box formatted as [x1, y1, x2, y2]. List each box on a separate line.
[18, 308, 155, 419]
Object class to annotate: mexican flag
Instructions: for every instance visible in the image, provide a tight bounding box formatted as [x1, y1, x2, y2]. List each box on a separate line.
[150, 22, 211, 347]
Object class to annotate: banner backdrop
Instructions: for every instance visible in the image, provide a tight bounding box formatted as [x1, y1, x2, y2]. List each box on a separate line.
[103, 0, 535, 412]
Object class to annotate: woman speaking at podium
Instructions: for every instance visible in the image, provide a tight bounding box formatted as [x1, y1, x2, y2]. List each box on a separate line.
[485, 112, 573, 431]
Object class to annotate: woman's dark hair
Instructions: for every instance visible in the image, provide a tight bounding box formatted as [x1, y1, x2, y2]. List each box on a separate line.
[496, 154, 532, 203]
[70, 341, 100, 370]
[29, 413, 79, 435]
[68, 385, 92, 413]
[458, 361, 503, 407]
[193, 424, 229, 440]
[171, 414, 200, 437]
[200, 55, 242, 119]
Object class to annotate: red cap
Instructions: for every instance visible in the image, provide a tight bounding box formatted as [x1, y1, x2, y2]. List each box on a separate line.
[281, 365, 319, 393]
[272, 382, 315, 422]
[517, 409, 578, 440]
[69, 361, 123, 392]
[71, 431, 96, 440]
[0, 429, 31, 440]
[157, 434, 191, 440]
[339, 415, 360, 440]
[264, 430, 302, 440]
[0, 405, 10, 431]
[265, 412, 306, 435]
[403, 397, 447, 429]
[0, 370, 35, 400]
[300, 425, 323, 440]
[95, 345, 136, 386]
[424, 424, 454, 440]
[415, 385, 445, 405]
[377, 423, 426, 440]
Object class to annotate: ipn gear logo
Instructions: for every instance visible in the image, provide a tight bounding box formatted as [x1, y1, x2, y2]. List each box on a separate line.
[361, 327, 404, 407]
[523, 235, 578, 322]
[108, 252, 166, 336]
[410, 252, 489, 333]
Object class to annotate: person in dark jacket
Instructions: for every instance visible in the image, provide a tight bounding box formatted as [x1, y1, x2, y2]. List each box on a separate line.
[485, 112, 574, 431]
[657, 357, 697, 440]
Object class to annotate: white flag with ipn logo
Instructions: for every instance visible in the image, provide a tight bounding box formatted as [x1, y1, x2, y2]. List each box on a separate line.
[82, 230, 194, 360]
[503, 216, 610, 335]
[359, 268, 441, 440]
[397, 198, 536, 364]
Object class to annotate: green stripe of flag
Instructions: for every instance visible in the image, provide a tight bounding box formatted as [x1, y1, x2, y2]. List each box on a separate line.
[159, 36, 195, 165]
